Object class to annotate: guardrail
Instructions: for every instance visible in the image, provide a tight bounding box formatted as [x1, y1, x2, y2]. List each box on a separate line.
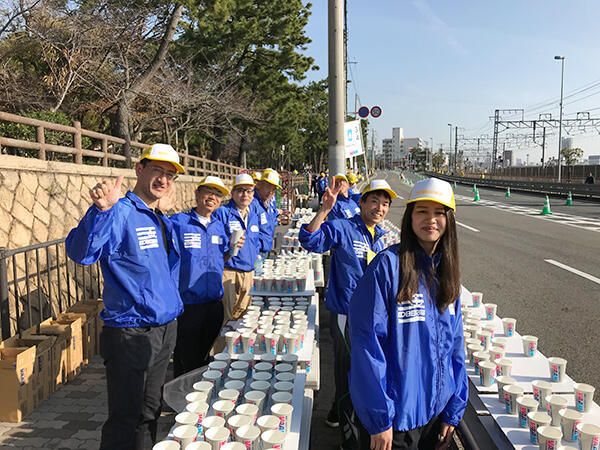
[0, 239, 101, 339]
[0, 111, 241, 182]
[425, 171, 600, 200]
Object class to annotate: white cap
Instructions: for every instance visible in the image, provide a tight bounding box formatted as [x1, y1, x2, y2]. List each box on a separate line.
[140, 143, 184, 173]
[361, 179, 398, 199]
[406, 178, 455, 210]
[261, 168, 282, 189]
[233, 173, 255, 188]
[197, 176, 230, 195]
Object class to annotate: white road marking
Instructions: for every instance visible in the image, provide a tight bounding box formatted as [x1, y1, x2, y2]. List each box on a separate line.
[456, 221, 480, 232]
[544, 259, 600, 285]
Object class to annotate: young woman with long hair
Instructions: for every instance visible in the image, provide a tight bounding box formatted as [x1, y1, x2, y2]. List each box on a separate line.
[348, 178, 468, 450]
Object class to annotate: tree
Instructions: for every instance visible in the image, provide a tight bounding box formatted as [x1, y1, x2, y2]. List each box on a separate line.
[561, 147, 583, 181]
[432, 151, 445, 171]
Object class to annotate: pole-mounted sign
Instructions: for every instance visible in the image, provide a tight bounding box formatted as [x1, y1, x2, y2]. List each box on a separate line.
[370, 106, 382, 118]
[358, 106, 369, 118]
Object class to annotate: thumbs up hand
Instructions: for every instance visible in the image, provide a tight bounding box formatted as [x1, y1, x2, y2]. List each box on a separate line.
[90, 175, 124, 211]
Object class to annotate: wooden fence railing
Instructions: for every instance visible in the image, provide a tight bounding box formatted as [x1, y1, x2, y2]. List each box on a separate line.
[0, 111, 241, 182]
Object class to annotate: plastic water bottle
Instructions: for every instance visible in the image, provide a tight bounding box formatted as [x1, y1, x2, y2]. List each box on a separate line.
[255, 254, 263, 275]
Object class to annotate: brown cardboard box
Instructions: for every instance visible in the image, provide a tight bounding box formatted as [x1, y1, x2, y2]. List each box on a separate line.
[52, 314, 84, 381]
[3, 335, 56, 408]
[59, 310, 95, 364]
[66, 301, 100, 362]
[23, 320, 68, 388]
[0, 344, 36, 422]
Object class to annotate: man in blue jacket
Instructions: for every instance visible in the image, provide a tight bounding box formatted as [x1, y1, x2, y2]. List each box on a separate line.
[213, 173, 262, 323]
[316, 171, 329, 205]
[328, 173, 361, 220]
[171, 176, 243, 376]
[252, 168, 281, 255]
[299, 178, 397, 449]
[66, 143, 184, 450]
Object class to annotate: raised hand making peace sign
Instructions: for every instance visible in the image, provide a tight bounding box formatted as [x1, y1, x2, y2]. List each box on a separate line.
[321, 176, 344, 212]
[90, 175, 124, 211]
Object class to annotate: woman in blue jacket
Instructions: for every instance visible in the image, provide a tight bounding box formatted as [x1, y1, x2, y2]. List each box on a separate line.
[349, 178, 467, 450]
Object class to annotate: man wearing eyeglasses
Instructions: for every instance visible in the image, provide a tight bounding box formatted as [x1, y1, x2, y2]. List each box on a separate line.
[213, 173, 261, 323]
[252, 168, 281, 255]
[170, 176, 244, 376]
[66, 143, 184, 450]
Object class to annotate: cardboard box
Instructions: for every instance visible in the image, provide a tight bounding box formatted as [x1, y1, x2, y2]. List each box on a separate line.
[0, 344, 36, 422]
[66, 301, 100, 362]
[59, 310, 95, 364]
[3, 335, 56, 408]
[52, 314, 84, 381]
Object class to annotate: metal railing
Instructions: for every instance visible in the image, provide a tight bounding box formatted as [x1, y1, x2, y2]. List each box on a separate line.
[0, 239, 101, 339]
[0, 111, 241, 182]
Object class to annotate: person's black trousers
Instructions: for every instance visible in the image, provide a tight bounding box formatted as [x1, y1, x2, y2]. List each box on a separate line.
[99, 320, 177, 450]
[173, 300, 224, 377]
[358, 415, 443, 450]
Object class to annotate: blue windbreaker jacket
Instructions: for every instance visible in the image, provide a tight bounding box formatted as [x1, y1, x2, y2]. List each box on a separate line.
[251, 193, 279, 253]
[348, 244, 468, 434]
[317, 177, 328, 194]
[298, 215, 386, 315]
[170, 210, 230, 304]
[328, 194, 361, 220]
[65, 192, 183, 327]
[213, 200, 261, 272]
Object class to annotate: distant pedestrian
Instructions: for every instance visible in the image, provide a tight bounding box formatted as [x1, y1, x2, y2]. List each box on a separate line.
[585, 172, 595, 184]
[349, 178, 467, 450]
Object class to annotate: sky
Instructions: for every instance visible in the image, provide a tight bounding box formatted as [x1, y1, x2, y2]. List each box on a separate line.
[302, 0, 600, 164]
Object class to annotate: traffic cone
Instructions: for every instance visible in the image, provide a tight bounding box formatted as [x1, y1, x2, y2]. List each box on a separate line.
[505, 187, 511, 198]
[541, 196, 552, 215]
[565, 192, 573, 206]
[472, 184, 477, 192]
[473, 189, 480, 201]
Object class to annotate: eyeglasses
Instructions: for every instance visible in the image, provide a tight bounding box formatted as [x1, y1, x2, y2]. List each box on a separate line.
[148, 166, 178, 181]
[234, 188, 254, 195]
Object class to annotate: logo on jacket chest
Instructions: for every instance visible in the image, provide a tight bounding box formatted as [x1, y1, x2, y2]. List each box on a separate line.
[136, 227, 159, 250]
[184, 232, 202, 249]
[397, 293, 426, 324]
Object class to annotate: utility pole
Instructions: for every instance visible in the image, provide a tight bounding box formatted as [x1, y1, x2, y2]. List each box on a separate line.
[492, 109, 499, 173]
[454, 126, 458, 173]
[541, 127, 546, 166]
[555, 55, 565, 182]
[328, 0, 346, 177]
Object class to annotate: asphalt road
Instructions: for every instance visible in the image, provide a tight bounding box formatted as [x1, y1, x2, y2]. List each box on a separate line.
[377, 170, 600, 402]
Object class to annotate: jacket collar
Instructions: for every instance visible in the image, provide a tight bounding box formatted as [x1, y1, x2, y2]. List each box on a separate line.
[126, 191, 155, 213]
[188, 209, 213, 228]
[350, 214, 387, 243]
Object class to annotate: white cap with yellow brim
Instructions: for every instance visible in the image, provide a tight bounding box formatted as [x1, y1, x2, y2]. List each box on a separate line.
[140, 143, 185, 173]
[197, 176, 230, 196]
[233, 173, 255, 188]
[361, 179, 398, 199]
[333, 173, 348, 182]
[347, 173, 358, 184]
[252, 171, 262, 181]
[261, 168, 282, 189]
[406, 178, 455, 210]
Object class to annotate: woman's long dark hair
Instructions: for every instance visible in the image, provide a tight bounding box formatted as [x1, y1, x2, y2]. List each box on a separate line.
[396, 202, 461, 311]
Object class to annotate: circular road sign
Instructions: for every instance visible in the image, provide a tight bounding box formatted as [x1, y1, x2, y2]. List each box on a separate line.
[358, 106, 369, 118]
[370, 106, 382, 118]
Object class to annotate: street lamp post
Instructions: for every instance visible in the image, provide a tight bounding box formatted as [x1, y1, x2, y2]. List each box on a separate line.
[447, 124, 452, 173]
[554, 55, 565, 182]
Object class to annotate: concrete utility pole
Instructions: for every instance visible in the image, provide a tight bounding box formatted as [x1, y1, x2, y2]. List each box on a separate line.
[555, 56, 565, 182]
[328, 0, 346, 178]
[454, 126, 458, 173]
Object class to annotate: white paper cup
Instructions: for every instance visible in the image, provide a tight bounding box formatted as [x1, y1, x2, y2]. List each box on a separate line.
[281, 355, 298, 373]
[231, 229, 244, 256]
[185, 401, 209, 434]
[204, 426, 231, 450]
[488, 346, 505, 361]
[153, 441, 181, 450]
[235, 424, 261, 450]
[274, 363, 293, 376]
[501, 317, 516, 337]
[250, 380, 271, 397]
[467, 344, 482, 365]
[271, 391, 293, 405]
[476, 330, 492, 350]
[242, 332, 257, 354]
[219, 389, 240, 405]
[532, 380, 553, 410]
[482, 323, 495, 339]
[221, 443, 246, 450]
[270, 403, 294, 434]
[203, 370, 223, 389]
[230, 361, 249, 375]
[184, 442, 212, 450]
[252, 371, 272, 383]
[257, 414, 280, 433]
[213, 399, 236, 421]
[177, 411, 200, 428]
[537, 425, 563, 450]
[479, 361, 497, 387]
[265, 333, 279, 355]
[186, 391, 208, 405]
[227, 414, 253, 436]
[574, 383, 596, 413]
[225, 331, 241, 354]
[472, 351, 490, 375]
[214, 352, 231, 369]
[227, 370, 247, 383]
[194, 381, 215, 400]
[522, 335, 538, 357]
[254, 361, 273, 375]
[503, 384, 524, 414]
[496, 376, 516, 403]
[236, 403, 259, 424]
[261, 429, 286, 448]
[173, 425, 198, 448]
[484, 303, 497, 320]
[260, 353, 277, 367]
[559, 408, 582, 442]
[274, 381, 294, 395]
[471, 292, 483, 307]
[224, 380, 246, 398]
[283, 333, 298, 354]
[527, 411, 552, 444]
[548, 357, 567, 383]
[275, 372, 295, 383]
[576, 423, 600, 450]
[208, 360, 228, 376]
[516, 396, 538, 428]
[545, 395, 568, 427]
[244, 390, 266, 415]
[492, 337, 507, 349]
[496, 358, 512, 377]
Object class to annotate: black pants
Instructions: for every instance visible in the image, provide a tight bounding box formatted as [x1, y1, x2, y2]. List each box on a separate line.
[173, 300, 224, 377]
[99, 320, 177, 450]
[358, 415, 443, 450]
